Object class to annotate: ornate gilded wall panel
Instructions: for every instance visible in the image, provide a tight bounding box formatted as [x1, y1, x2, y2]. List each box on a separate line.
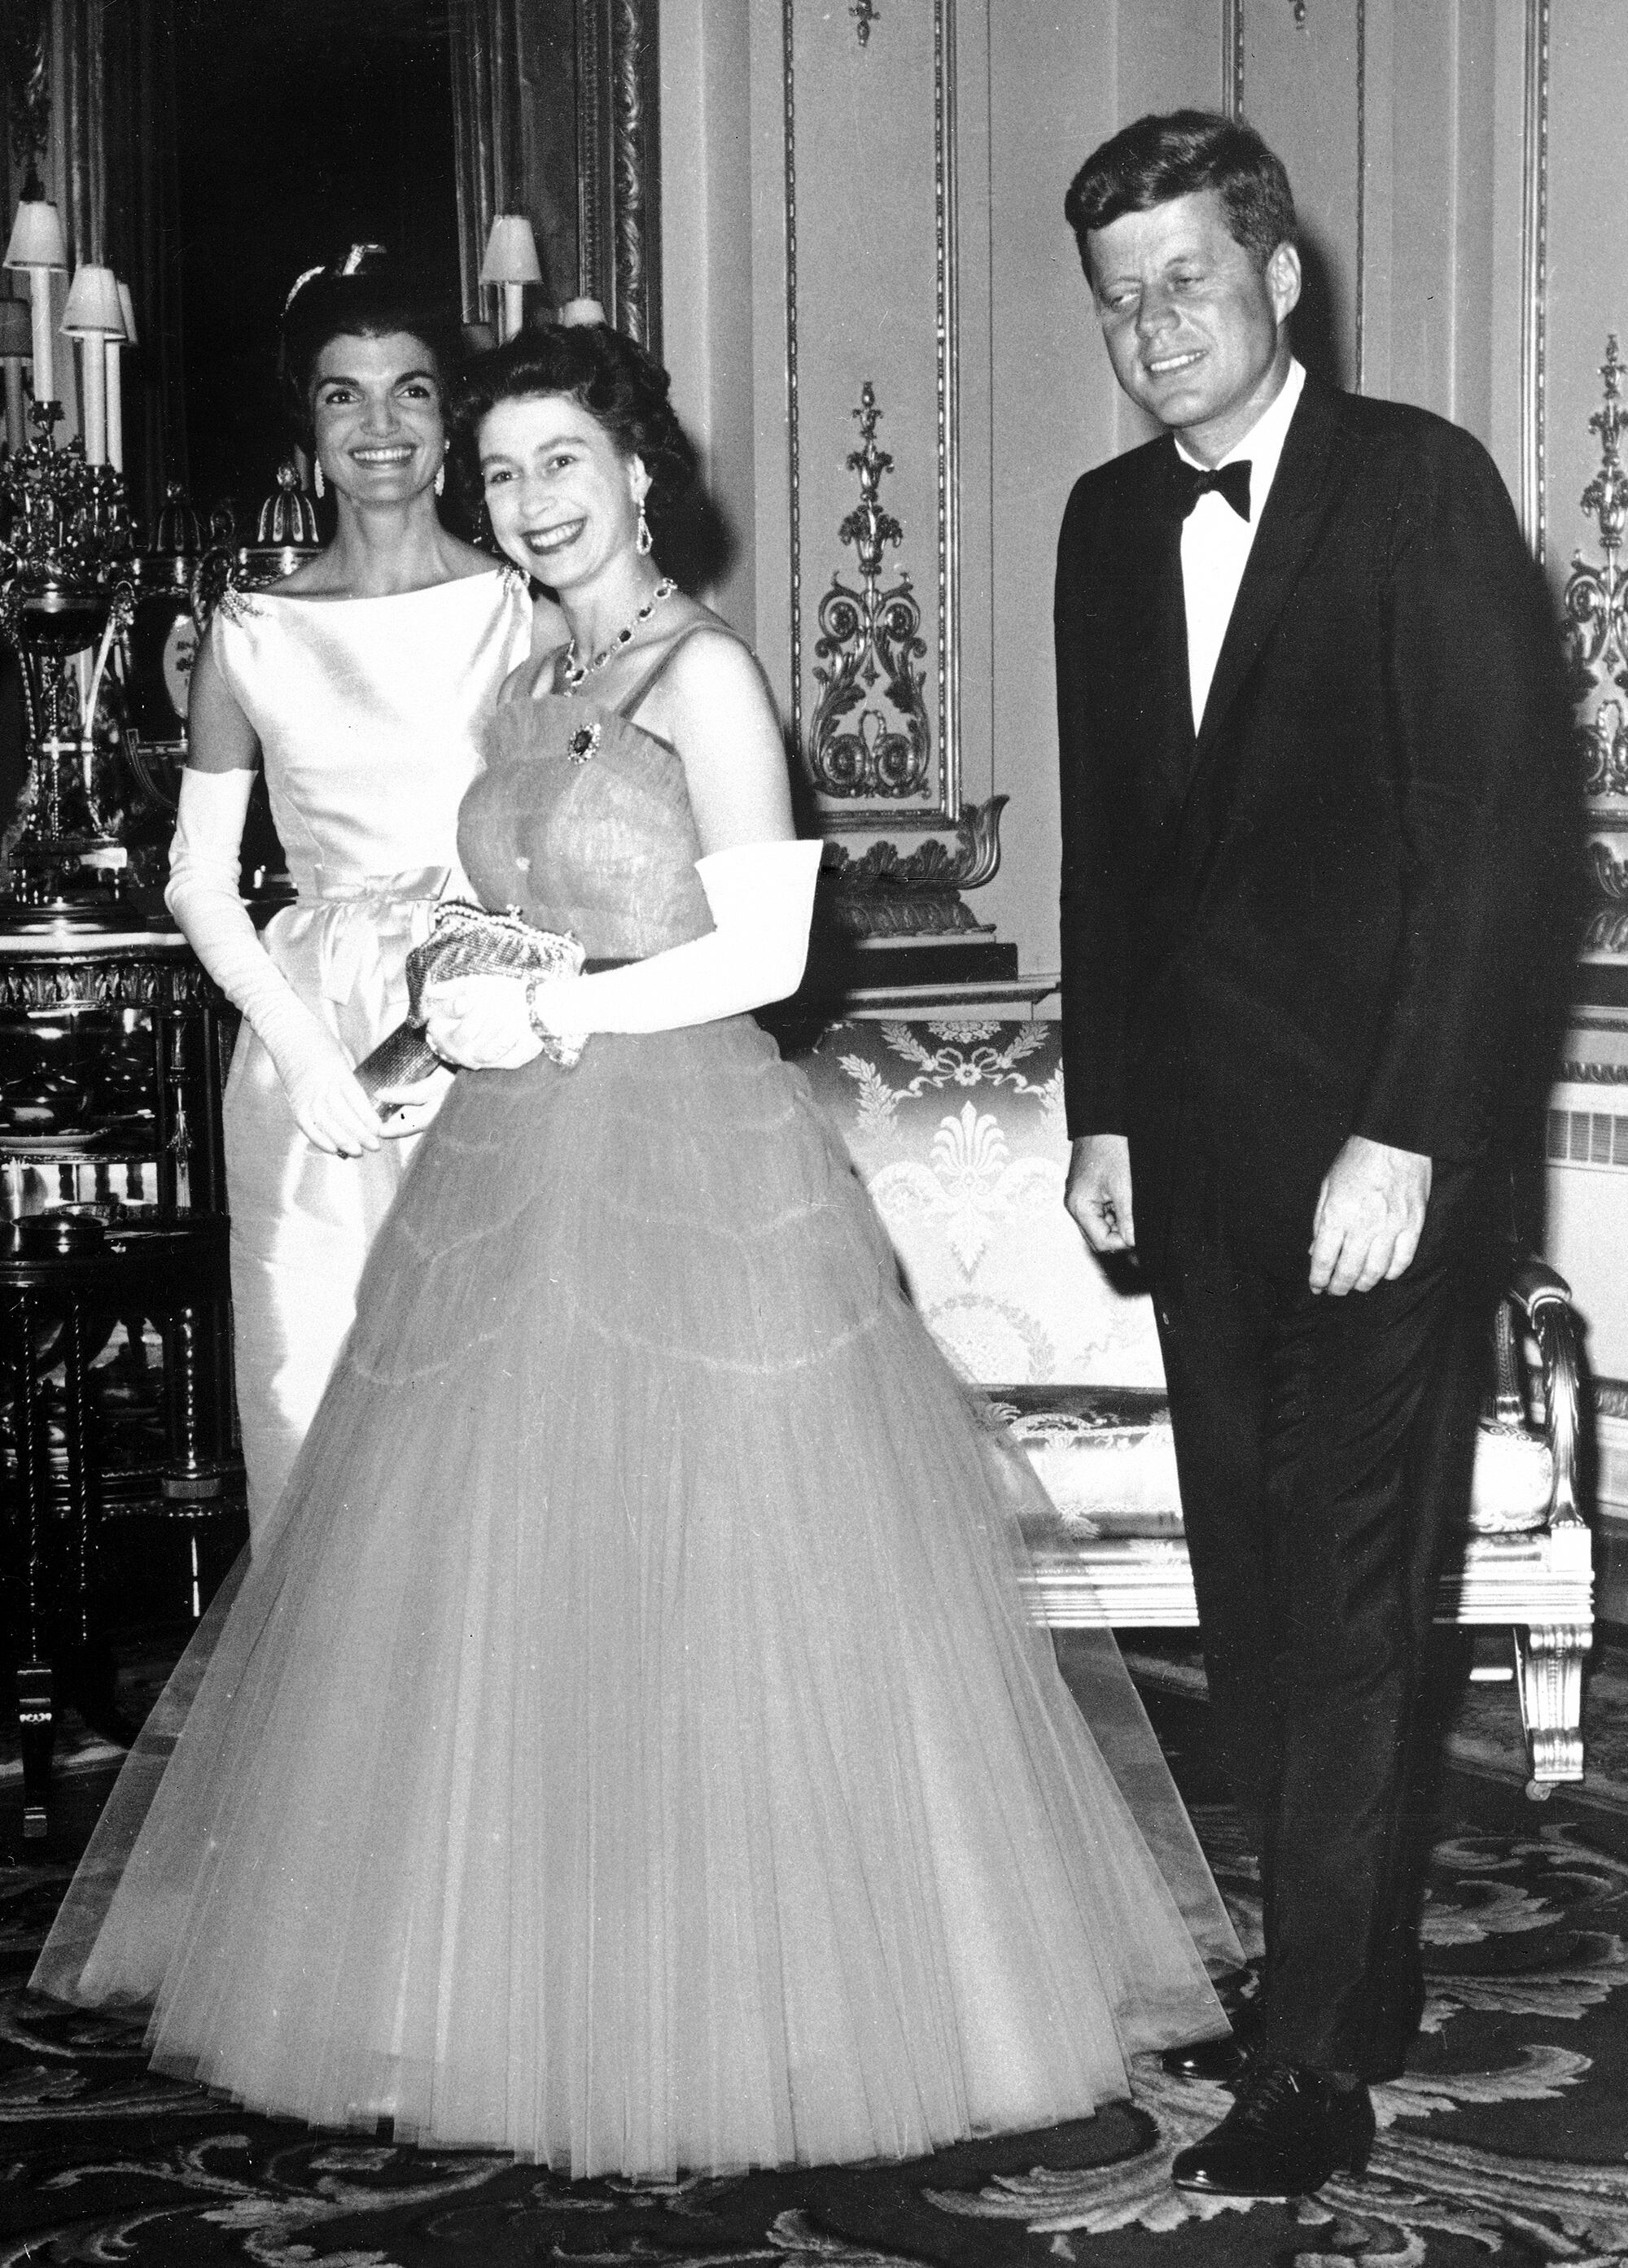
[780, 0, 960, 831]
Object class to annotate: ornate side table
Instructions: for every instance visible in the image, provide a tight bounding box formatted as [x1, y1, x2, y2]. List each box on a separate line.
[0, 923, 243, 1838]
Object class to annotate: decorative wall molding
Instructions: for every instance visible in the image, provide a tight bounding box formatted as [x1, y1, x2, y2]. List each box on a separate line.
[1354, 0, 1367, 395]
[1560, 1060, 1628, 1084]
[811, 384, 930, 799]
[1222, 0, 1245, 119]
[1564, 337, 1628, 801]
[1521, 0, 1552, 565]
[781, 0, 961, 828]
[821, 795, 1008, 940]
[578, 0, 662, 353]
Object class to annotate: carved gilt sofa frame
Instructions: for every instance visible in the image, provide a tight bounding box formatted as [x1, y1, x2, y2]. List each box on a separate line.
[793, 1019, 1592, 1798]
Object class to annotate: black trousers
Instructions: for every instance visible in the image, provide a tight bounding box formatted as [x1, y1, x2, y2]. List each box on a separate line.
[1147, 1156, 1494, 2081]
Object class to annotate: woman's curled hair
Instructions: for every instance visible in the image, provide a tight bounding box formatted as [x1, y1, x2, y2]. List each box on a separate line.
[452, 321, 697, 519]
[279, 247, 461, 449]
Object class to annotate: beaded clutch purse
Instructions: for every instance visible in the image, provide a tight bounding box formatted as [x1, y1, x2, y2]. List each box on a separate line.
[354, 899, 587, 1107]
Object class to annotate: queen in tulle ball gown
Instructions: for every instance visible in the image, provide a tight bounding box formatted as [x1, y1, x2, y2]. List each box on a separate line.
[165, 250, 536, 1532]
[34, 318, 1241, 2179]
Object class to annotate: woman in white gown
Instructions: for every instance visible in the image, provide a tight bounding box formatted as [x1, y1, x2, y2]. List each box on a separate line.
[35, 319, 1240, 2178]
[165, 251, 536, 1532]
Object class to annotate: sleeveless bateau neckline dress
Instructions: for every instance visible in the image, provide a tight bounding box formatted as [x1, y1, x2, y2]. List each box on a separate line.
[208, 567, 533, 1532]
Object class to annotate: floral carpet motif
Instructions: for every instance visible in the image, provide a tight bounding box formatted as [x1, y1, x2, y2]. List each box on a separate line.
[5, 1699, 1628, 2266]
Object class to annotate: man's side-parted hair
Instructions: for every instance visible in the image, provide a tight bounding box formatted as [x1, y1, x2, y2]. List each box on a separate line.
[1064, 109, 1297, 277]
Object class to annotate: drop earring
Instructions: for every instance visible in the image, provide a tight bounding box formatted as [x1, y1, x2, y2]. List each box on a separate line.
[313, 460, 325, 498]
[435, 459, 446, 498]
[636, 500, 652, 557]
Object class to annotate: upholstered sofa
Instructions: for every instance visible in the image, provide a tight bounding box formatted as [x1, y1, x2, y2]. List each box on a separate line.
[792, 1018, 1591, 1795]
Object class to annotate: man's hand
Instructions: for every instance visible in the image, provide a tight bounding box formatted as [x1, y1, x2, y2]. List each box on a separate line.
[1066, 1133, 1136, 1255]
[1308, 1134, 1432, 1296]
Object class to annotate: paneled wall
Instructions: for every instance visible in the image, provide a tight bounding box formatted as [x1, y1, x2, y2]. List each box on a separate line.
[661, 0, 1628, 1491]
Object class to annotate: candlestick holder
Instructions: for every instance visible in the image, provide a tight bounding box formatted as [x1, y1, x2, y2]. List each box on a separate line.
[0, 396, 141, 931]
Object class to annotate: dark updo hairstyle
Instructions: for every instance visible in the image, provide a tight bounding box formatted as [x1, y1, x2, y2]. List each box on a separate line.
[279, 245, 462, 452]
[452, 319, 697, 531]
[1064, 109, 1297, 280]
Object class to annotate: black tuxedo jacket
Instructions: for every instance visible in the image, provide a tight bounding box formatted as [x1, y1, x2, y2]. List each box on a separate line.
[1055, 372, 1568, 1277]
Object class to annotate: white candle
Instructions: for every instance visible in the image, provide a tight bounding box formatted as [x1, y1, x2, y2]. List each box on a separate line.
[28, 269, 52, 403]
[79, 331, 106, 462]
[104, 335, 122, 471]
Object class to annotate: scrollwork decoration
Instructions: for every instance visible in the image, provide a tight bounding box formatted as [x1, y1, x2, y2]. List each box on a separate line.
[821, 795, 1007, 940]
[851, 0, 881, 42]
[1566, 337, 1628, 802]
[1582, 837, 1628, 952]
[811, 384, 930, 801]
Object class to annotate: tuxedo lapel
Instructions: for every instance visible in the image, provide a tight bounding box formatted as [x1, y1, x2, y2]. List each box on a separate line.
[1190, 378, 1350, 768]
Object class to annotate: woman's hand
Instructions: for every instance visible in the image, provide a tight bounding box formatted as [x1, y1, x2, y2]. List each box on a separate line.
[422, 973, 543, 1069]
[376, 1062, 455, 1138]
[272, 1025, 383, 1156]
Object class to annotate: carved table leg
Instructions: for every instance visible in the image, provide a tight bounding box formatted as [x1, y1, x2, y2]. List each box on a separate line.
[1514, 1624, 1591, 1798]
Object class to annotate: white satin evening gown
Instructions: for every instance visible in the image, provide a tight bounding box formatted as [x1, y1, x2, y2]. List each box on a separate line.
[208, 567, 532, 1532]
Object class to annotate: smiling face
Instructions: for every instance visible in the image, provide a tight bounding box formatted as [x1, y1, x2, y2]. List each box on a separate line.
[477, 393, 648, 590]
[309, 331, 447, 506]
[1085, 188, 1300, 464]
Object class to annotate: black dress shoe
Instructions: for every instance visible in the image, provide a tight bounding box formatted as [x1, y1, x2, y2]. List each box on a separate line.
[1161, 1990, 1261, 2083]
[1171, 2063, 1376, 2197]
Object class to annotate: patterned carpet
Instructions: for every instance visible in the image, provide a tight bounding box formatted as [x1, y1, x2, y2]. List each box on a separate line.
[4, 1663, 1628, 2266]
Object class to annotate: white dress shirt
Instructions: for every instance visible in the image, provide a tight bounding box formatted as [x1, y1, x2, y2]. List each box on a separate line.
[1178, 357, 1306, 732]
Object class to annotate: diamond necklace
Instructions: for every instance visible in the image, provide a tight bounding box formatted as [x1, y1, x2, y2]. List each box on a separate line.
[562, 577, 676, 693]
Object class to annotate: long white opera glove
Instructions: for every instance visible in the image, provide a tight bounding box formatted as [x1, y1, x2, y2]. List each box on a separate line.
[423, 838, 823, 1068]
[164, 769, 379, 1154]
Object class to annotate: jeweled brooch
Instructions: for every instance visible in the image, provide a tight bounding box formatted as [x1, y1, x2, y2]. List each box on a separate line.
[567, 721, 602, 765]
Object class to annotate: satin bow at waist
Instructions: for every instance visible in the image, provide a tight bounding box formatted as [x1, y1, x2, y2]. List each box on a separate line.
[307, 864, 452, 907]
[269, 867, 454, 1018]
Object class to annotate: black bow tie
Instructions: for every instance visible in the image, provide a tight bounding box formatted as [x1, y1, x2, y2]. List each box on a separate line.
[1168, 455, 1252, 522]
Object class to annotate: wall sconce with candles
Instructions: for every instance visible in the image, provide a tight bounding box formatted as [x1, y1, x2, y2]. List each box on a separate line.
[2, 182, 67, 413]
[479, 213, 542, 343]
[61, 264, 125, 470]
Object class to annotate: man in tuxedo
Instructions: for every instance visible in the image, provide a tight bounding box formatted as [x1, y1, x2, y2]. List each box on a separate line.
[1055, 111, 1566, 2197]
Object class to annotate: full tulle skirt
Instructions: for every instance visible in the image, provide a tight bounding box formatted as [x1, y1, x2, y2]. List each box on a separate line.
[35, 1017, 1236, 2178]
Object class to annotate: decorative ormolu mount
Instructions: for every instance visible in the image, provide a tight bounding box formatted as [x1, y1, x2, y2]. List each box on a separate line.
[811, 382, 931, 801]
[821, 796, 1007, 942]
[850, 0, 881, 44]
[1565, 336, 1628, 801]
